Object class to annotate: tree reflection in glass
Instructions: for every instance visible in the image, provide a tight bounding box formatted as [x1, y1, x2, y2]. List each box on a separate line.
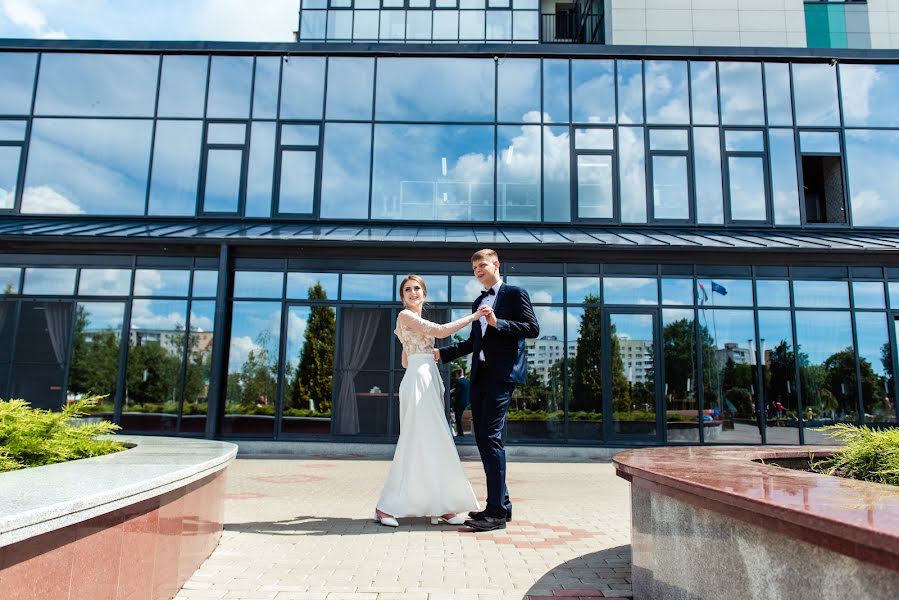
[282, 282, 336, 436]
[511, 306, 563, 439]
[612, 312, 655, 437]
[794, 310, 855, 444]
[67, 302, 125, 417]
[123, 299, 188, 431]
[854, 312, 892, 424]
[568, 300, 602, 440]
[757, 310, 799, 444]
[224, 301, 281, 436]
[699, 309, 761, 444]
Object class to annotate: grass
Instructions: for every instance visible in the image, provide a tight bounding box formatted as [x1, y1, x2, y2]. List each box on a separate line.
[813, 424, 899, 487]
[0, 394, 126, 473]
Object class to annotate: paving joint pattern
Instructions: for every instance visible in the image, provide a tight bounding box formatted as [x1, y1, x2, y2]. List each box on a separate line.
[176, 457, 633, 600]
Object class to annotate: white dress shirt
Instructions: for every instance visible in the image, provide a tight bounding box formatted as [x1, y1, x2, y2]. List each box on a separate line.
[478, 278, 503, 362]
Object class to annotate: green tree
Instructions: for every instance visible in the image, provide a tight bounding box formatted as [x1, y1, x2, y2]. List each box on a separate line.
[288, 283, 336, 413]
[237, 332, 278, 407]
[125, 334, 182, 407]
[664, 318, 703, 409]
[822, 347, 882, 420]
[570, 296, 629, 412]
[68, 305, 121, 401]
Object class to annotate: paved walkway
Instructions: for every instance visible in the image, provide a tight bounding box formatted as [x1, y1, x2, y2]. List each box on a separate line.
[176, 455, 633, 600]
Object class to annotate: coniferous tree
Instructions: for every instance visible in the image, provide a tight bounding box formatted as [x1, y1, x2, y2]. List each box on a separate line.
[291, 283, 336, 413]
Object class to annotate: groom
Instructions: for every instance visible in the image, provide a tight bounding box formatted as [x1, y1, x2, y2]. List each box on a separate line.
[435, 249, 539, 531]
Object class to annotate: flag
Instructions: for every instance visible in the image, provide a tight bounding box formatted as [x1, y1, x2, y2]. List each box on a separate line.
[711, 281, 728, 296]
[698, 282, 708, 304]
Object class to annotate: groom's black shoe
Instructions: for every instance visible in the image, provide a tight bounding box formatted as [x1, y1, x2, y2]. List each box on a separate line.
[464, 515, 507, 532]
[468, 509, 512, 522]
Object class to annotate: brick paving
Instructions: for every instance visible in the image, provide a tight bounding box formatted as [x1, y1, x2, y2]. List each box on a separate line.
[176, 455, 633, 600]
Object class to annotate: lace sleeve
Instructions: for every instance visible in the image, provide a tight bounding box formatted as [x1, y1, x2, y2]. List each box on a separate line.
[399, 310, 472, 339]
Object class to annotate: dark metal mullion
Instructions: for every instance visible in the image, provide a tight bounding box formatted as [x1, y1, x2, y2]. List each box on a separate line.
[113, 266, 137, 426]
[205, 243, 231, 439]
[195, 57, 212, 217]
[274, 274, 290, 439]
[889, 310, 899, 424]
[14, 52, 41, 214]
[367, 59, 378, 221]
[493, 57, 498, 222]
[788, 278, 805, 445]
[835, 62, 852, 227]
[848, 277, 865, 425]
[751, 276, 766, 444]
[143, 55, 164, 216]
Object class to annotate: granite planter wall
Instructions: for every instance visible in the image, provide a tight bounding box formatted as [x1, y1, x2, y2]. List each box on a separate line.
[614, 446, 899, 600]
[0, 436, 236, 600]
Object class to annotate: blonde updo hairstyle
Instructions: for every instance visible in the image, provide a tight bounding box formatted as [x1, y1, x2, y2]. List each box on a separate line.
[399, 274, 428, 310]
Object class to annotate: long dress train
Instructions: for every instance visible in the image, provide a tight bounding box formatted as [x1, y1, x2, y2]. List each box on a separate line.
[376, 310, 479, 518]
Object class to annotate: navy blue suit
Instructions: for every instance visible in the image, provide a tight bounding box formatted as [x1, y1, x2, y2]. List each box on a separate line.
[439, 283, 539, 518]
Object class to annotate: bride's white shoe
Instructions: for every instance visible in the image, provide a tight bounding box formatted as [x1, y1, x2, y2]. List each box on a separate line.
[375, 509, 399, 527]
[430, 513, 466, 526]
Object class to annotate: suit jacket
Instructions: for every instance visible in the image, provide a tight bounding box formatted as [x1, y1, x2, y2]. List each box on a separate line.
[439, 284, 540, 384]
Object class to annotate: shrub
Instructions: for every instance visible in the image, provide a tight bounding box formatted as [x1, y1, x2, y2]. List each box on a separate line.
[0, 395, 126, 473]
[814, 424, 899, 487]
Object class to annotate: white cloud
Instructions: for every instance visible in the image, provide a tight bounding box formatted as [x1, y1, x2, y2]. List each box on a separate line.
[839, 65, 879, 126]
[2, 0, 66, 38]
[228, 335, 262, 371]
[20, 185, 84, 214]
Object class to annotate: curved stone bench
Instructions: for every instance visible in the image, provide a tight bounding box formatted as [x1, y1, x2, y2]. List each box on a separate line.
[614, 446, 899, 600]
[0, 435, 236, 600]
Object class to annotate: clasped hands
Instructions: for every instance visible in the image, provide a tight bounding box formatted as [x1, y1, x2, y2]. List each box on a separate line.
[432, 305, 495, 363]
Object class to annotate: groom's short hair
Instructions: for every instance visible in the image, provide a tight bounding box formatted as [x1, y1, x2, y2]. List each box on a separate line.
[471, 248, 498, 264]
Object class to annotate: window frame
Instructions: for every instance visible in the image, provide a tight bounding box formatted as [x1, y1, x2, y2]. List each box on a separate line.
[722, 127, 771, 225]
[796, 127, 849, 227]
[198, 119, 250, 217]
[572, 125, 616, 223]
[274, 121, 322, 218]
[646, 126, 693, 224]
[0, 117, 28, 213]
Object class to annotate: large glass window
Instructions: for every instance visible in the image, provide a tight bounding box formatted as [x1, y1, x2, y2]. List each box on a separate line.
[148, 120, 203, 216]
[567, 304, 602, 440]
[571, 60, 614, 124]
[224, 301, 281, 436]
[693, 127, 723, 224]
[769, 129, 801, 225]
[376, 58, 494, 122]
[35, 53, 158, 117]
[252, 57, 280, 120]
[201, 122, 247, 214]
[124, 299, 188, 431]
[845, 130, 899, 227]
[543, 125, 570, 222]
[157, 55, 208, 118]
[619, 127, 646, 223]
[543, 59, 569, 124]
[498, 59, 540, 123]
[724, 129, 766, 222]
[281, 57, 326, 120]
[645, 61, 688, 125]
[282, 303, 336, 436]
[207, 56, 253, 119]
[798, 129, 846, 224]
[617, 60, 643, 125]
[320, 123, 372, 219]
[764, 63, 793, 126]
[372, 124, 494, 221]
[10, 301, 73, 411]
[277, 124, 320, 215]
[795, 310, 856, 443]
[0, 53, 37, 115]
[690, 62, 718, 125]
[718, 62, 763, 126]
[575, 127, 613, 220]
[757, 310, 799, 444]
[326, 58, 374, 120]
[498, 125, 540, 222]
[840, 64, 899, 127]
[700, 309, 761, 444]
[0, 121, 24, 210]
[22, 119, 152, 215]
[663, 308, 698, 442]
[792, 63, 840, 127]
[245, 122, 277, 218]
[648, 129, 690, 221]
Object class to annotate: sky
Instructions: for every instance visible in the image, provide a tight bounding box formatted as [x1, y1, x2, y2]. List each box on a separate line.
[0, 0, 299, 41]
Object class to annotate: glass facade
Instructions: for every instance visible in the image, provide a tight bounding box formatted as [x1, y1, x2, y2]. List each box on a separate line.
[1, 257, 897, 444]
[1, 45, 898, 445]
[5, 51, 899, 229]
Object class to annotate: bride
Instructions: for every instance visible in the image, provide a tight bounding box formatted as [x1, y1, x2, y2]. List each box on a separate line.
[374, 274, 488, 527]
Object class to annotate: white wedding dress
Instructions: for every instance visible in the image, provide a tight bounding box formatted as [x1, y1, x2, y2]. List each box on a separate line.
[376, 309, 480, 518]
